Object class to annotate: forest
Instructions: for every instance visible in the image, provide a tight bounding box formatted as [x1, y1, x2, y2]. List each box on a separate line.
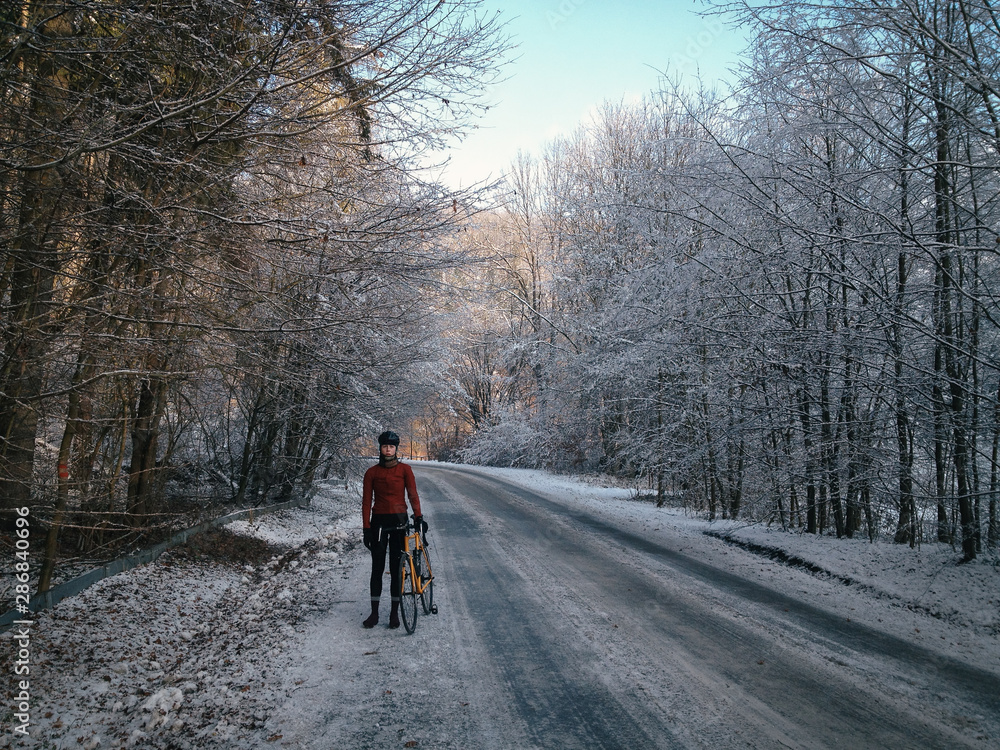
[440, 0, 1000, 562]
[0, 0, 507, 590]
[2, 0, 998, 596]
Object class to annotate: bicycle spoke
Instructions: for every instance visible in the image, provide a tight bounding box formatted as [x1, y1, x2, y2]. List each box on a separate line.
[420, 545, 434, 615]
[399, 553, 418, 633]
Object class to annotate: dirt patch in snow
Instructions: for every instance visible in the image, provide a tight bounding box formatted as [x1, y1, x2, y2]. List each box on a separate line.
[168, 527, 283, 568]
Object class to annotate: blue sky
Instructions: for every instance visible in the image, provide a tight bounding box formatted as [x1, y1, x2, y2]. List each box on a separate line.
[440, 0, 748, 188]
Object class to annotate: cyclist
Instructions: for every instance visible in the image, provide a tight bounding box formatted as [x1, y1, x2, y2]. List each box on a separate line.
[361, 430, 427, 629]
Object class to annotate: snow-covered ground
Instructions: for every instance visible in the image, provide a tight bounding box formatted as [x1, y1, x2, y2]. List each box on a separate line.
[0, 485, 360, 749]
[2, 464, 998, 748]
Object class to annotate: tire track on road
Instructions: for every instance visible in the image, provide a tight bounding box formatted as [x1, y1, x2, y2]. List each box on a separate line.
[424, 470, 676, 749]
[424, 465, 996, 749]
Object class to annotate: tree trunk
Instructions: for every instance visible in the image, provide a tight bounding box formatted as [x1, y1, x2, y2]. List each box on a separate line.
[0, 4, 76, 519]
[990, 378, 1000, 550]
[820, 363, 844, 537]
[125, 273, 173, 526]
[38, 355, 91, 592]
[798, 387, 819, 534]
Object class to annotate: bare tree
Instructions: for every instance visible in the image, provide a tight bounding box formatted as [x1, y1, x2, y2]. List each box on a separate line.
[1, 0, 510, 589]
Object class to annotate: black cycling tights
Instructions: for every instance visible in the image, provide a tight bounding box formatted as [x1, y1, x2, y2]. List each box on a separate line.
[369, 514, 407, 601]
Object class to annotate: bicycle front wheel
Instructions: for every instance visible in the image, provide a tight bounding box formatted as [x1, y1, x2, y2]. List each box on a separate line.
[419, 545, 434, 615]
[399, 553, 418, 634]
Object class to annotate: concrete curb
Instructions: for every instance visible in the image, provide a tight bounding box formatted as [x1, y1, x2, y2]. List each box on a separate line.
[1, 496, 309, 630]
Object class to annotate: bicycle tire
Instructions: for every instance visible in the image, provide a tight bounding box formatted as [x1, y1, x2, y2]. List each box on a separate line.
[419, 545, 434, 615]
[399, 553, 418, 634]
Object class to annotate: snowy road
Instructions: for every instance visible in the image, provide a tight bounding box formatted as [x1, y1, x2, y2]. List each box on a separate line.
[267, 465, 1000, 749]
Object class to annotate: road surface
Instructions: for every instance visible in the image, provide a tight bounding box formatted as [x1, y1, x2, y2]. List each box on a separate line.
[268, 464, 1000, 749]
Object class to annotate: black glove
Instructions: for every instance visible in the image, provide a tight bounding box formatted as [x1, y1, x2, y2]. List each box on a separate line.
[363, 527, 375, 550]
[413, 515, 428, 534]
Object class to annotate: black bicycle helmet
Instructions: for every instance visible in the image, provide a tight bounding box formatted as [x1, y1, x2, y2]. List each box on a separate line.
[378, 430, 400, 447]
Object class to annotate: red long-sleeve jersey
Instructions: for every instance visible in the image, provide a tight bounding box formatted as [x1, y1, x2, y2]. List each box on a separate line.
[362, 461, 421, 528]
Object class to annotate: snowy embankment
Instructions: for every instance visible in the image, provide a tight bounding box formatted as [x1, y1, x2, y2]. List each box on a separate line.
[1, 486, 358, 749]
[3, 466, 999, 749]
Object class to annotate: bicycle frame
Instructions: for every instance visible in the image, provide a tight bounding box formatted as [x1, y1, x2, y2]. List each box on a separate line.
[396, 522, 435, 633]
[403, 525, 433, 596]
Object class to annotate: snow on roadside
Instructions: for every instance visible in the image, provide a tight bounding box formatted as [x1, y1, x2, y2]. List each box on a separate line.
[0, 482, 359, 750]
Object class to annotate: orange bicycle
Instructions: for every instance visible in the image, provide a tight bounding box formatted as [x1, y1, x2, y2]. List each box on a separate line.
[397, 520, 435, 633]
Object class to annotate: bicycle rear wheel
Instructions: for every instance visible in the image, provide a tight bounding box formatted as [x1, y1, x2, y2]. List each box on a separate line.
[399, 553, 418, 634]
[419, 545, 434, 615]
